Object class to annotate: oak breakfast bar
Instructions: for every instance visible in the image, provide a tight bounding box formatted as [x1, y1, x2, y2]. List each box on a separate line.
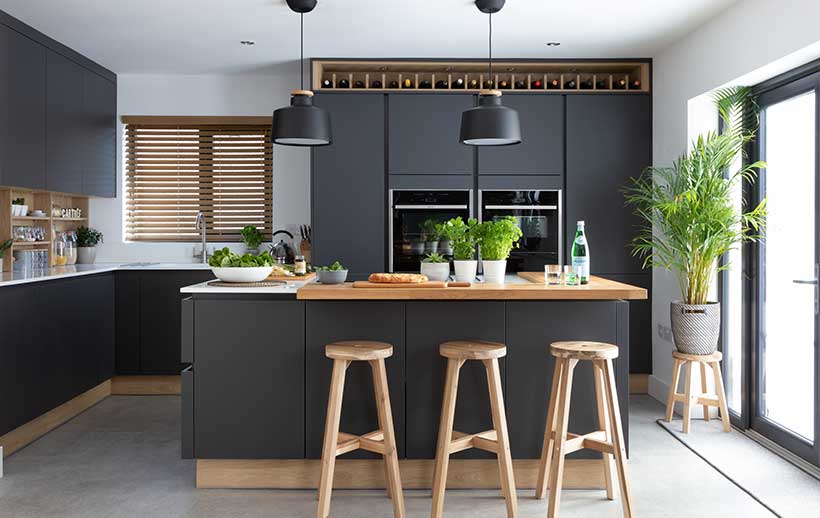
[180, 275, 647, 489]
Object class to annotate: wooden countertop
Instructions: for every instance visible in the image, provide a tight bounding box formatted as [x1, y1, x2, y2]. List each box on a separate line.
[296, 275, 647, 301]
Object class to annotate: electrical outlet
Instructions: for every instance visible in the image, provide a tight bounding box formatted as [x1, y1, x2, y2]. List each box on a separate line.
[657, 323, 674, 343]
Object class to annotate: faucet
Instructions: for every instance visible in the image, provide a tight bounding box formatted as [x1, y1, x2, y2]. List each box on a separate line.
[195, 212, 208, 264]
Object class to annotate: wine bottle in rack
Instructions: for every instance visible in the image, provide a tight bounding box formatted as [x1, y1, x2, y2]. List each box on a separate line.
[452, 78, 465, 89]
[388, 80, 400, 89]
[595, 79, 607, 89]
[435, 80, 449, 89]
[531, 78, 544, 89]
[468, 79, 479, 89]
[547, 78, 560, 89]
[353, 80, 366, 89]
[371, 80, 383, 89]
[337, 78, 350, 88]
[514, 80, 526, 90]
[402, 78, 414, 88]
[483, 80, 495, 89]
[321, 79, 333, 88]
[498, 79, 510, 89]
[613, 78, 626, 90]
[564, 78, 577, 89]
[630, 79, 642, 90]
[580, 78, 594, 89]
[419, 79, 432, 89]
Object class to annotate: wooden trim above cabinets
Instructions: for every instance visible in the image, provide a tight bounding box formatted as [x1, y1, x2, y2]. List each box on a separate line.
[120, 116, 272, 126]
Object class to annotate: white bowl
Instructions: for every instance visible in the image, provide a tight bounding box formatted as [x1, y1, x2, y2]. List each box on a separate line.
[210, 266, 273, 283]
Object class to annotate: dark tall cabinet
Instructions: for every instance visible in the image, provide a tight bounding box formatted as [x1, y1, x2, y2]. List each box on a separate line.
[82, 70, 117, 197]
[0, 24, 46, 189]
[312, 94, 385, 279]
[46, 50, 85, 194]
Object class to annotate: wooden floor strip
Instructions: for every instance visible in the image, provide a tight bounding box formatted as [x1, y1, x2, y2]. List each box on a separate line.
[629, 373, 649, 395]
[111, 375, 181, 395]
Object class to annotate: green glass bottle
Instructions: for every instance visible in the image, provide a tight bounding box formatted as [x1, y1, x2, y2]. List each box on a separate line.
[571, 220, 590, 284]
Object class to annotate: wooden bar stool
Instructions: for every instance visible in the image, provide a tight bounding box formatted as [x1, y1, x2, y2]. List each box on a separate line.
[317, 341, 404, 518]
[665, 351, 731, 434]
[535, 341, 632, 518]
[431, 340, 518, 518]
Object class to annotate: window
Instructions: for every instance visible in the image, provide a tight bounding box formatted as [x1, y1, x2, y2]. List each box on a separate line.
[123, 116, 273, 242]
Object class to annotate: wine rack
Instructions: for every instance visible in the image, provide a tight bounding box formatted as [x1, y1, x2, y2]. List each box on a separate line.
[312, 60, 650, 93]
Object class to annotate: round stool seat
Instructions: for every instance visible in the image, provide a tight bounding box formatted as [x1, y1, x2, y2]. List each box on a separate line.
[325, 341, 393, 361]
[440, 340, 506, 360]
[550, 341, 619, 360]
[672, 350, 722, 363]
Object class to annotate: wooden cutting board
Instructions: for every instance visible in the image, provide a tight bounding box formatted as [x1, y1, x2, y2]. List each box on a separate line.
[352, 281, 472, 289]
[266, 272, 316, 282]
[517, 271, 546, 283]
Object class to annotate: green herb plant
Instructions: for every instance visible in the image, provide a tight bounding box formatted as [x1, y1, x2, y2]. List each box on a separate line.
[436, 217, 479, 260]
[240, 225, 264, 249]
[209, 247, 275, 268]
[315, 261, 346, 272]
[0, 239, 12, 258]
[422, 252, 447, 263]
[624, 86, 767, 305]
[12, 198, 24, 205]
[76, 226, 103, 247]
[420, 219, 440, 242]
[476, 216, 523, 261]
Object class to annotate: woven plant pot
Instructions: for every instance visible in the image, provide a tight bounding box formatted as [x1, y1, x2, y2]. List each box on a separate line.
[670, 301, 720, 355]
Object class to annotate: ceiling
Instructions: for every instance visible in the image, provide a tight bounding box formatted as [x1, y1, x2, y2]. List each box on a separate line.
[0, 0, 737, 75]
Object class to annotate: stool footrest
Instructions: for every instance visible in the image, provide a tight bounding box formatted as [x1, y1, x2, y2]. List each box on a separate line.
[335, 430, 386, 457]
[672, 393, 720, 407]
[449, 430, 499, 454]
[552, 430, 612, 455]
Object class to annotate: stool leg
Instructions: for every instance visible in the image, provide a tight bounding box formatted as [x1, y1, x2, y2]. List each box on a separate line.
[682, 361, 694, 434]
[536, 357, 565, 499]
[484, 358, 519, 518]
[601, 359, 633, 518]
[710, 361, 732, 433]
[593, 361, 615, 501]
[370, 359, 405, 518]
[664, 359, 682, 422]
[547, 358, 577, 518]
[317, 359, 349, 518]
[700, 362, 710, 421]
[431, 358, 464, 518]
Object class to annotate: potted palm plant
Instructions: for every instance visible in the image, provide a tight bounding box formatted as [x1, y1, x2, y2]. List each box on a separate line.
[76, 226, 103, 264]
[437, 217, 479, 283]
[476, 216, 523, 284]
[624, 87, 767, 355]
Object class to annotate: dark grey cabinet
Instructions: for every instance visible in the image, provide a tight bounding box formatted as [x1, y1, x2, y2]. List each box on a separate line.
[82, 70, 116, 197]
[566, 95, 651, 274]
[305, 301, 405, 459]
[405, 301, 506, 459]
[600, 273, 652, 374]
[0, 24, 46, 189]
[194, 300, 305, 459]
[312, 94, 385, 279]
[46, 50, 85, 194]
[478, 94, 564, 176]
[388, 94, 474, 175]
[114, 270, 215, 375]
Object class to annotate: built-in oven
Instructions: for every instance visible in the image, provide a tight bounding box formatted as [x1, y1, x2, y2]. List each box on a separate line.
[479, 190, 562, 272]
[390, 189, 473, 272]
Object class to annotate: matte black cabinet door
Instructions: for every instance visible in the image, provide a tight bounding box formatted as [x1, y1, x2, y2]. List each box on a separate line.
[388, 94, 474, 175]
[305, 301, 405, 459]
[82, 71, 116, 197]
[312, 94, 385, 279]
[566, 95, 651, 274]
[405, 301, 505, 459]
[478, 95, 564, 175]
[46, 50, 85, 195]
[0, 25, 46, 189]
[0, 284, 36, 435]
[140, 271, 215, 374]
[600, 273, 652, 374]
[115, 272, 141, 374]
[84, 274, 115, 383]
[194, 300, 305, 458]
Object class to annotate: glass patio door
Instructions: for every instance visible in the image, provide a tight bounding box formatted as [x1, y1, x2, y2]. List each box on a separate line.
[753, 74, 820, 465]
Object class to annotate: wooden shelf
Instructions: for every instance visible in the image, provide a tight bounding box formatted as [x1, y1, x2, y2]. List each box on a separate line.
[53, 217, 87, 222]
[312, 59, 650, 94]
[12, 241, 50, 247]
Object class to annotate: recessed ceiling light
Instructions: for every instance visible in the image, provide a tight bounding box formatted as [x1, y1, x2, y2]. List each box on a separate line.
[240, 40, 255, 46]
[546, 42, 561, 47]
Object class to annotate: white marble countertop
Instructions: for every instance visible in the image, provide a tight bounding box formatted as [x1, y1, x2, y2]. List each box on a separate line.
[180, 277, 313, 295]
[0, 261, 214, 288]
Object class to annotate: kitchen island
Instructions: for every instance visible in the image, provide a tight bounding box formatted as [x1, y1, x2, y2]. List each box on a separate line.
[180, 275, 646, 489]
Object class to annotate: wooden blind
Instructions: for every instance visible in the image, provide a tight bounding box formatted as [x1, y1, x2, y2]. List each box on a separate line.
[124, 122, 273, 242]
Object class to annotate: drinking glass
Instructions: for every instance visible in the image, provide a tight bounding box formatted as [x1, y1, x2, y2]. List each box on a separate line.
[544, 264, 562, 285]
[563, 265, 580, 286]
[53, 241, 68, 267]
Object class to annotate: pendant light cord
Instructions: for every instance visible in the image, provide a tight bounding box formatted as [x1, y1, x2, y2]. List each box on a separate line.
[300, 12, 304, 90]
[488, 11, 493, 83]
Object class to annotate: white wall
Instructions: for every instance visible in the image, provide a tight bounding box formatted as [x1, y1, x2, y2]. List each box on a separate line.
[649, 0, 820, 401]
[89, 65, 311, 262]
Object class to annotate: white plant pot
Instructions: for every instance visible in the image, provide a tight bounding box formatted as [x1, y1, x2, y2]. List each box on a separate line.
[20, 205, 28, 217]
[453, 260, 477, 283]
[482, 259, 507, 284]
[420, 261, 450, 282]
[77, 246, 97, 264]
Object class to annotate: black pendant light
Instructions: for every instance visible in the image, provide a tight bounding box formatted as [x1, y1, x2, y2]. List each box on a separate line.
[272, 0, 332, 146]
[459, 0, 521, 146]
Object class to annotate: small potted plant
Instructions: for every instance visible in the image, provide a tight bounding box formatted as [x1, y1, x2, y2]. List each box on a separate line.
[11, 198, 26, 217]
[436, 217, 479, 283]
[0, 239, 12, 272]
[420, 252, 450, 282]
[76, 226, 103, 264]
[315, 261, 348, 284]
[421, 219, 440, 254]
[476, 216, 523, 284]
[240, 225, 264, 254]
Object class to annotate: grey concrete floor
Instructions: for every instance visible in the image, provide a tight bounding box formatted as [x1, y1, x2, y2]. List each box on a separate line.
[0, 395, 776, 518]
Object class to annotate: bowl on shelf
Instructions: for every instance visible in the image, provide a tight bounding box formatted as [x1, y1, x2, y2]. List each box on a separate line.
[210, 266, 273, 283]
[316, 269, 348, 284]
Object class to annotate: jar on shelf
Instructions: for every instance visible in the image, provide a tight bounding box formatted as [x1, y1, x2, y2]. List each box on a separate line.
[294, 255, 307, 275]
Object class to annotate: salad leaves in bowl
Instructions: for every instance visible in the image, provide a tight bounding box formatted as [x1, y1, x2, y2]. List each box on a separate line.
[209, 247, 275, 283]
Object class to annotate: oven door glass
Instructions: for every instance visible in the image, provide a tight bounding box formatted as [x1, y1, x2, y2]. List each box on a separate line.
[483, 208, 559, 272]
[393, 208, 469, 272]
